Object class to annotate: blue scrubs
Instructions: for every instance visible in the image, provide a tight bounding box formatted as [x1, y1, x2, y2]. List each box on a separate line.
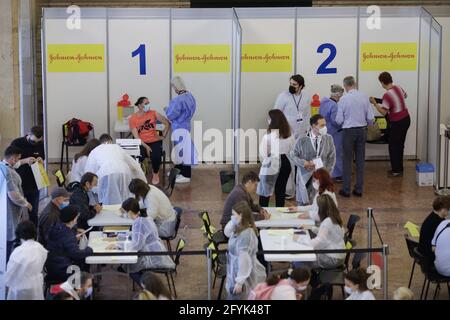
[319, 97, 343, 178]
[166, 92, 197, 166]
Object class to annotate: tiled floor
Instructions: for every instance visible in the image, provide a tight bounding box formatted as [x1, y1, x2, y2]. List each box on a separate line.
[44, 160, 444, 300]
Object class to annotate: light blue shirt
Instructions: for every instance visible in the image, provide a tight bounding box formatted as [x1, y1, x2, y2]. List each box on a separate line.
[335, 89, 374, 129]
[319, 97, 342, 136]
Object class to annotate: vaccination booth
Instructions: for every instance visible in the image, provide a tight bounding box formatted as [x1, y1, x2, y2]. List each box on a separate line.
[40, 6, 442, 183]
[0, 5, 443, 300]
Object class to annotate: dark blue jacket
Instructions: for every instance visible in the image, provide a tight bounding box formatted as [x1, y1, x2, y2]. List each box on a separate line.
[69, 183, 96, 230]
[45, 222, 93, 282]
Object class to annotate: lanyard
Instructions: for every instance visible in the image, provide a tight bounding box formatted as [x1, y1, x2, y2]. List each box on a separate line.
[292, 93, 302, 112]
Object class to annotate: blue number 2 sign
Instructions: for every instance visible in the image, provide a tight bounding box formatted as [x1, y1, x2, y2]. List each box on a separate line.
[132, 44, 147, 75]
[317, 43, 337, 74]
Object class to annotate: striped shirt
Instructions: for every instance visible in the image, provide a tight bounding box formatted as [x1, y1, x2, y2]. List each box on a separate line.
[381, 85, 409, 122]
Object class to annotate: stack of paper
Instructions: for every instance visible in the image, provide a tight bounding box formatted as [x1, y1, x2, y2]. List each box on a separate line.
[267, 229, 294, 236]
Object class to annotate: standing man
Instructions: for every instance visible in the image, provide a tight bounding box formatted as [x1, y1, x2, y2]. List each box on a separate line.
[10, 126, 45, 226]
[274, 74, 311, 199]
[336, 76, 374, 198]
[290, 114, 336, 205]
[320, 85, 344, 183]
[0, 146, 33, 261]
[166, 76, 197, 184]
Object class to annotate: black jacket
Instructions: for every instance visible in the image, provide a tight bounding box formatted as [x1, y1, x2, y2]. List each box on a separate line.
[45, 222, 93, 282]
[69, 183, 96, 230]
[10, 136, 45, 192]
[38, 202, 61, 247]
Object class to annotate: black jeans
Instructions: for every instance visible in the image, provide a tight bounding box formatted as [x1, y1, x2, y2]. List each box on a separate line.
[175, 164, 191, 178]
[389, 115, 410, 173]
[24, 189, 40, 226]
[140, 140, 163, 174]
[259, 154, 292, 207]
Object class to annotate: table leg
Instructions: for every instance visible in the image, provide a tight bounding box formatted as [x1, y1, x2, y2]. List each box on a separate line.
[126, 265, 130, 299]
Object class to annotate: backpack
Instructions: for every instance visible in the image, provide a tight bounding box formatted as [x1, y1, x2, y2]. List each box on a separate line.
[248, 279, 290, 300]
[65, 118, 93, 145]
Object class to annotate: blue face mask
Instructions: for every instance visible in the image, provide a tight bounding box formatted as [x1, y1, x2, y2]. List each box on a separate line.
[59, 201, 69, 210]
[231, 216, 240, 226]
[143, 103, 151, 112]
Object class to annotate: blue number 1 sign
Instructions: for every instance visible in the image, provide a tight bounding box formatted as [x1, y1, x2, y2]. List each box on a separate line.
[132, 44, 147, 75]
[317, 43, 337, 74]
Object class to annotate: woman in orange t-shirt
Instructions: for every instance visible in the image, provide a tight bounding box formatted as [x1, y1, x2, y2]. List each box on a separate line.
[129, 97, 170, 185]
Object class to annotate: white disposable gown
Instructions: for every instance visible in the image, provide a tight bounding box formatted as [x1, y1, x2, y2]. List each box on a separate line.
[84, 144, 147, 205]
[5, 240, 48, 300]
[128, 217, 175, 273]
[224, 222, 266, 299]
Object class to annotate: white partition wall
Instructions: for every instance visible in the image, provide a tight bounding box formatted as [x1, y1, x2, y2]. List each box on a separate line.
[0, 178, 6, 299]
[171, 9, 235, 163]
[43, 8, 108, 162]
[417, 11, 432, 163]
[359, 7, 420, 159]
[297, 7, 358, 103]
[41, 7, 442, 180]
[236, 8, 296, 162]
[108, 9, 171, 134]
[232, 9, 242, 178]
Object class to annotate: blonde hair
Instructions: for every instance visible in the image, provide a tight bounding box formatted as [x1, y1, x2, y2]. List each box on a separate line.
[393, 287, 414, 300]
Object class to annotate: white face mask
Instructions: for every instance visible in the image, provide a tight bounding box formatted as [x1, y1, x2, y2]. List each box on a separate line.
[313, 180, 320, 191]
[84, 287, 93, 298]
[344, 286, 353, 295]
[297, 285, 308, 292]
[231, 215, 240, 226]
[13, 160, 21, 169]
[318, 126, 328, 136]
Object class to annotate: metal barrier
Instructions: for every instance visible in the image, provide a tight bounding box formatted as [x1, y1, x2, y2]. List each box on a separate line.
[87, 245, 389, 300]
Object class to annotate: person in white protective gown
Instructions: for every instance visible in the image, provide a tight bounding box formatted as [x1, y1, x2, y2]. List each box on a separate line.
[289, 114, 335, 205]
[69, 138, 100, 183]
[84, 134, 147, 205]
[224, 201, 266, 300]
[119, 198, 175, 284]
[5, 221, 48, 300]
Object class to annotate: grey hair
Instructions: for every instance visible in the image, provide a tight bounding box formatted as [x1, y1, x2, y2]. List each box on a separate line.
[343, 76, 356, 87]
[330, 84, 344, 97]
[171, 76, 186, 91]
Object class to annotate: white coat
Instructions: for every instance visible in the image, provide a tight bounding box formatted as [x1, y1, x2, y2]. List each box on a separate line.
[85, 144, 147, 205]
[5, 240, 48, 300]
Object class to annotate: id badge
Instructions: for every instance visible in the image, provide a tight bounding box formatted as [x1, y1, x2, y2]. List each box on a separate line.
[296, 118, 303, 124]
[313, 157, 324, 170]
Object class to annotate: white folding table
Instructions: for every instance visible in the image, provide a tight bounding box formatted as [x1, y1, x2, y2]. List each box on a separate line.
[85, 231, 138, 299]
[87, 205, 134, 227]
[259, 229, 316, 272]
[255, 206, 315, 229]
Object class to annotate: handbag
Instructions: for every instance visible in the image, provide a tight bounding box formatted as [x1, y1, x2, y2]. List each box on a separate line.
[366, 122, 382, 142]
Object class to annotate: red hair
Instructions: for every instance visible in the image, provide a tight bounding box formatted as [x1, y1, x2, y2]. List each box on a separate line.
[313, 168, 334, 194]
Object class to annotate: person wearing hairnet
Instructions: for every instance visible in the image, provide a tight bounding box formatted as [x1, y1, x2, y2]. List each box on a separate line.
[165, 76, 197, 184]
[319, 85, 344, 182]
[84, 133, 147, 205]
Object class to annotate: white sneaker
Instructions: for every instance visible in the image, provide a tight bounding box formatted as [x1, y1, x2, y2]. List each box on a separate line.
[175, 175, 191, 183]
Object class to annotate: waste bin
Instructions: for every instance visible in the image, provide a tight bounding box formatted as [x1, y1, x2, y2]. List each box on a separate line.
[220, 171, 235, 193]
